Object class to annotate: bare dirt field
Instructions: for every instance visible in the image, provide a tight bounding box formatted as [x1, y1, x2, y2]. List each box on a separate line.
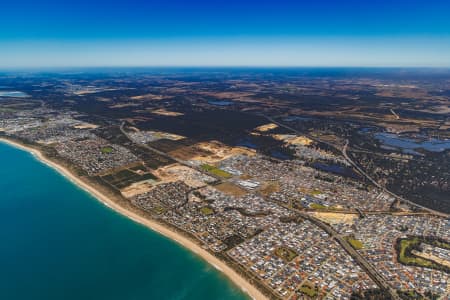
[311, 212, 358, 225]
[215, 182, 248, 197]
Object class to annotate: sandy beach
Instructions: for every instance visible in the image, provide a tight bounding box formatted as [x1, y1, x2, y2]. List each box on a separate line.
[0, 138, 267, 300]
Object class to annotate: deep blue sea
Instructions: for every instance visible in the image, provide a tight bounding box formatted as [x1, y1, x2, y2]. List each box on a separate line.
[0, 142, 248, 300]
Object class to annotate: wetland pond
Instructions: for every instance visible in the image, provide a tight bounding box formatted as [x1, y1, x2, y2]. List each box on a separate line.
[374, 133, 450, 154]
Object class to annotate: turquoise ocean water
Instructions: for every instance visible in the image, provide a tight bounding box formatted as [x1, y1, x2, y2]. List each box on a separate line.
[0, 142, 248, 300]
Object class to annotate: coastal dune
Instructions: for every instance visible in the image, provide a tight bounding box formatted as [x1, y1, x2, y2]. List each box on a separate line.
[0, 138, 267, 300]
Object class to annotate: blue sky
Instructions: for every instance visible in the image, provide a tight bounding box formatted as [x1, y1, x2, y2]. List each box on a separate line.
[1, 0, 450, 67]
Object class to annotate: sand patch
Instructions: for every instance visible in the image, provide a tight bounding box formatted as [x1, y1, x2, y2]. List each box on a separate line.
[130, 94, 173, 101]
[110, 103, 140, 108]
[73, 123, 99, 129]
[272, 134, 313, 146]
[254, 123, 278, 132]
[155, 164, 215, 188]
[311, 212, 358, 225]
[121, 180, 154, 198]
[191, 140, 255, 164]
[151, 108, 184, 116]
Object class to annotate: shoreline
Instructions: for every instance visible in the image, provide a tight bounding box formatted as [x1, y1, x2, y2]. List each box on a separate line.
[0, 138, 267, 300]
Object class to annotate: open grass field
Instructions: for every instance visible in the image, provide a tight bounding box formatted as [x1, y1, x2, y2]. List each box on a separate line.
[310, 189, 322, 196]
[101, 146, 113, 154]
[346, 237, 364, 250]
[151, 205, 167, 215]
[396, 237, 450, 272]
[298, 283, 318, 298]
[201, 164, 233, 178]
[200, 206, 214, 215]
[309, 203, 327, 210]
[274, 246, 297, 262]
[397, 238, 436, 268]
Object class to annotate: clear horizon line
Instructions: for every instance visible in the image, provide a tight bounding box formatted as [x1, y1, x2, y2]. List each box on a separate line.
[1, 65, 450, 71]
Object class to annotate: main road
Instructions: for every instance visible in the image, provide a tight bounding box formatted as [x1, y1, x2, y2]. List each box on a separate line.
[342, 139, 449, 218]
[120, 117, 440, 299]
[265, 115, 449, 218]
[294, 209, 401, 300]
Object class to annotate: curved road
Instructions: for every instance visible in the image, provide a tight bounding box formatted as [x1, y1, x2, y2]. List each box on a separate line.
[120, 118, 440, 300]
[265, 115, 449, 218]
[342, 139, 449, 218]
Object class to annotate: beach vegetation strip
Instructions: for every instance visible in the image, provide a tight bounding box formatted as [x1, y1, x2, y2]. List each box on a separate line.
[0, 138, 267, 300]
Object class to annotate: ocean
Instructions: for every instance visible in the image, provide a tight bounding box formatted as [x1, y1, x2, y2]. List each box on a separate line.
[0, 142, 248, 300]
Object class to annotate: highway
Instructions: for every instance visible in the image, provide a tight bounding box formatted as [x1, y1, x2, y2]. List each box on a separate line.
[265, 115, 449, 218]
[296, 210, 401, 300]
[274, 195, 401, 299]
[342, 139, 449, 218]
[263, 114, 450, 298]
[120, 118, 444, 299]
